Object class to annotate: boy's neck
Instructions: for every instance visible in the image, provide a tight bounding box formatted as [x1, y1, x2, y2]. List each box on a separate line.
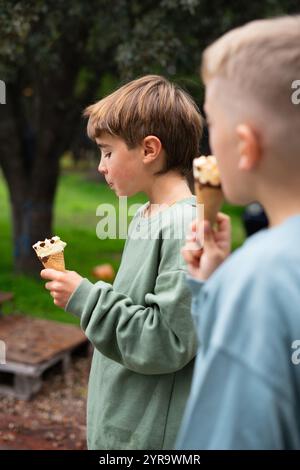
[259, 181, 300, 227]
[144, 171, 192, 213]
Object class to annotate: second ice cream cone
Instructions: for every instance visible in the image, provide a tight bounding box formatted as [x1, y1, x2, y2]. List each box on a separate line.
[193, 155, 223, 226]
[195, 181, 223, 226]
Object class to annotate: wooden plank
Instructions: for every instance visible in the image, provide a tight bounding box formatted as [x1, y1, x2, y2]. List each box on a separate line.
[0, 314, 90, 399]
[0, 348, 83, 400]
[0, 315, 88, 365]
[0, 352, 69, 376]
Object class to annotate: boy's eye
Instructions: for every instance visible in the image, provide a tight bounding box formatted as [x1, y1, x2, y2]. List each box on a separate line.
[104, 152, 111, 159]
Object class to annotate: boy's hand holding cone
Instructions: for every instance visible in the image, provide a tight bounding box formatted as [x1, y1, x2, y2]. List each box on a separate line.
[181, 214, 231, 280]
[33, 236, 83, 308]
[181, 155, 231, 280]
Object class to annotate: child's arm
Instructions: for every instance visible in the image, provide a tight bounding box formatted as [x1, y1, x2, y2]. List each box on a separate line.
[181, 213, 231, 280]
[41, 267, 198, 375]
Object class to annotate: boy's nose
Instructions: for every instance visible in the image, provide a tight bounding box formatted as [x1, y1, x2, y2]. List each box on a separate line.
[98, 161, 107, 175]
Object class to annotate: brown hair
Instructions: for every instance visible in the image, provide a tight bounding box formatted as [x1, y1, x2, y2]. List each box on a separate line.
[84, 75, 203, 176]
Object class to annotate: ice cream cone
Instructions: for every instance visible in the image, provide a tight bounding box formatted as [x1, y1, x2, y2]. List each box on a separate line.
[193, 155, 223, 226]
[32, 236, 67, 271]
[40, 251, 66, 272]
[194, 181, 223, 226]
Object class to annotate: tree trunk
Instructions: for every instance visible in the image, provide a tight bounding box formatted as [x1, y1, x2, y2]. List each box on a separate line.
[0, 49, 109, 276]
[11, 198, 53, 274]
[0, 83, 61, 276]
[3, 153, 60, 276]
[10, 191, 57, 275]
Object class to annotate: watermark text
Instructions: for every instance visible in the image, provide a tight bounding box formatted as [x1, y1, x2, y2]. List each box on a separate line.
[0, 340, 6, 364]
[291, 340, 300, 365]
[291, 80, 300, 105]
[95, 197, 203, 245]
[0, 80, 6, 104]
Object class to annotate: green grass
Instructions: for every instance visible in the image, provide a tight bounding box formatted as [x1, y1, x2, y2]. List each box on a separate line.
[0, 171, 245, 323]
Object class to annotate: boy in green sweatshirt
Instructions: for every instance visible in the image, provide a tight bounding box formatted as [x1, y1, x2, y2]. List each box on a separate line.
[41, 75, 204, 449]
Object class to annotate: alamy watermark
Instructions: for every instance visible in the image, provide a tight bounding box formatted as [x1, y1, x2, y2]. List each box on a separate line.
[0, 80, 6, 104]
[291, 80, 300, 105]
[291, 340, 300, 365]
[0, 340, 6, 364]
[95, 197, 204, 244]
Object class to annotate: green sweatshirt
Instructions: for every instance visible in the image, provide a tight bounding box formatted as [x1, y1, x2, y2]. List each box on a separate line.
[65, 196, 198, 450]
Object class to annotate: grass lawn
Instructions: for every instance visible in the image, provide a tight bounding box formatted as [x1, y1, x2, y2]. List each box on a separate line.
[0, 171, 245, 324]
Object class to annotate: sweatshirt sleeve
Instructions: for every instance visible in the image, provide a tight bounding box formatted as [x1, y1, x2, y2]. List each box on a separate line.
[186, 275, 206, 329]
[65, 269, 198, 375]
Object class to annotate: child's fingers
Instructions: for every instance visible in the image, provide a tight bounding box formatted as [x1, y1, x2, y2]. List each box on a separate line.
[40, 268, 63, 281]
[203, 220, 216, 248]
[186, 232, 197, 242]
[189, 219, 198, 232]
[216, 213, 231, 233]
[45, 281, 53, 290]
[45, 281, 60, 292]
[189, 219, 205, 247]
[181, 243, 202, 265]
[181, 247, 195, 264]
[213, 214, 231, 241]
[183, 240, 203, 254]
[186, 256, 202, 269]
[188, 219, 203, 241]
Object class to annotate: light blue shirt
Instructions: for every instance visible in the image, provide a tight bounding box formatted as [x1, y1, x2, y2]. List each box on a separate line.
[177, 215, 300, 449]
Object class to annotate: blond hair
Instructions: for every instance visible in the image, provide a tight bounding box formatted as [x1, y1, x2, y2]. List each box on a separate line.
[201, 15, 300, 156]
[84, 75, 203, 176]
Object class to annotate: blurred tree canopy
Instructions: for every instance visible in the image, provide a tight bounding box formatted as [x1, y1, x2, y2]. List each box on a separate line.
[0, 0, 299, 274]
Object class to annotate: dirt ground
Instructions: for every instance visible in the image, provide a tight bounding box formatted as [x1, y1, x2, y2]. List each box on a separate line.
[0, 353, 92, 450]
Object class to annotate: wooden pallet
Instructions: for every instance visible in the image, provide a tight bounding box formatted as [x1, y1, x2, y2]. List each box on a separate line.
[0, 315, 90, 400]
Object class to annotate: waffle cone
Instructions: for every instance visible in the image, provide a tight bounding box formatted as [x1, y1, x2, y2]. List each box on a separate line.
[41, 251, 65, 272]
[194, 181, 223, 225]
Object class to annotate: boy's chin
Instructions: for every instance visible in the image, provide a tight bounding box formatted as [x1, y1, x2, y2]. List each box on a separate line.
[115, 188, 137, 198]
[224, 189, 254, 207]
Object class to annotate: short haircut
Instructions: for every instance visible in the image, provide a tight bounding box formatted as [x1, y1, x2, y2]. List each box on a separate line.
[201, 15, 300, 157]
[84, 75, 203, 176]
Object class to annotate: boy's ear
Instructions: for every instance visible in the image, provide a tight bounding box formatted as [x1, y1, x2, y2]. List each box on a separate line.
[236, 124, 262, 171]
[141, 136, 162, 164]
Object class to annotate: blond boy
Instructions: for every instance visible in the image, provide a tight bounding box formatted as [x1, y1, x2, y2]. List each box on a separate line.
[177, 16, 300, 449]
[41, 75, 204, 449]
